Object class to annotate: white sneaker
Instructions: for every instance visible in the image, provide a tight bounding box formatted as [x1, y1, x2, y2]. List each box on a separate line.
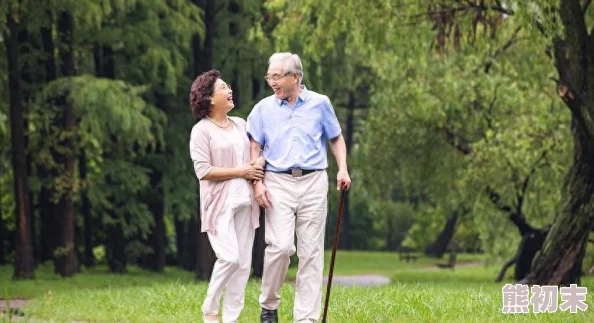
[203, 315, 219, 323]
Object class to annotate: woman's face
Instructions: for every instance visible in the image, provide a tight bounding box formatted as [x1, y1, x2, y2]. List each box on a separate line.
[210, 78, 234, 113]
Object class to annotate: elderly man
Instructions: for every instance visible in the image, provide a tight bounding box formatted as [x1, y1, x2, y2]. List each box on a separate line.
[247, 52, 351, 323]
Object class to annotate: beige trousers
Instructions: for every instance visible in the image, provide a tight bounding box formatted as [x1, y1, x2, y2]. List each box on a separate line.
[203, 202, 254, 323]
[259, 171, 328, 322]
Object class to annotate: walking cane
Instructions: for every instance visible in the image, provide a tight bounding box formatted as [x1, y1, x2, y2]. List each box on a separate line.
[322, 187, 347, 323]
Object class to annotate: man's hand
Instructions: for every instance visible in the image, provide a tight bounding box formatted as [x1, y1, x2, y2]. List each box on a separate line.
[253, 155, 266, 168]
[254, 181, 271, 208]
[337, 168, 351, 190]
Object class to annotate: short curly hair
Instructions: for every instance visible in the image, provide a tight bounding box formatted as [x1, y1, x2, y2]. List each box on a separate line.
[190, 69, 221, 120]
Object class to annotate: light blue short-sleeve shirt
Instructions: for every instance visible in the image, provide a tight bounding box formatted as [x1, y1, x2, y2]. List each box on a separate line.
[246, 86, 342, 172]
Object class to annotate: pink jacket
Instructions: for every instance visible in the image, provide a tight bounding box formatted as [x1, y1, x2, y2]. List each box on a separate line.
[189, 116, 260, 233]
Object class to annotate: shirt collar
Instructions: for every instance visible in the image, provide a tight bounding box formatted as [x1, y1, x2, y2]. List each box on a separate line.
[275, 85, 309, 106]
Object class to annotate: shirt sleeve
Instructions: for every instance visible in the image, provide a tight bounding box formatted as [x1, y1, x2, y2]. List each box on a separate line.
[321, 96, 342, 140]
[246, 104, 265, 145]
[189, 124, 212, 180]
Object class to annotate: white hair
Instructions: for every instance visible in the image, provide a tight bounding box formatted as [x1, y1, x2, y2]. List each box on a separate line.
[268, 52, 304, 83]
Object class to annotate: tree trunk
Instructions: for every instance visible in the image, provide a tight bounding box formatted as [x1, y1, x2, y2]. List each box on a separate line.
[231, 69, 240, 111]
[54, 10, 77, 277]
[0, 174, 5, 264]
[252, 208, 266, 278]
[18, 26, 40, 267]
[39, 186, 56, 263]
[175, 217, 189, 269]
[106, 219, 127, 273]
[147, 171, 166, 272]
[496, 256, 517, 282]
[197, 234, 216, 280]
[192, 0, 217, 280]
[195, 184, 215, 280]
[522, 121, 594, 285]
[425, 210, 459, 257]
[6, 8, 35, 279]
[521, 0, 594, 285]
[192, 0, 215, 75]
[39, 17, 59, 264]
[175, 215, 199, 271]
[0, 204, 5, 265]
[339, 93, 355, 250]
[0, 163, 6, 265]
[189, 214, 199, 272]
[80, 150, 95, 267]
[94, 44, 130, 273]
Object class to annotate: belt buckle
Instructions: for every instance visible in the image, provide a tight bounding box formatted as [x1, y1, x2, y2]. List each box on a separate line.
[291, 168, 303, 177]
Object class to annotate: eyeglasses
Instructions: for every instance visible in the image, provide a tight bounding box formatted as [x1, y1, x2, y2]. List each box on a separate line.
[216, 83, 232, 91]
[265, 72, 291, 83]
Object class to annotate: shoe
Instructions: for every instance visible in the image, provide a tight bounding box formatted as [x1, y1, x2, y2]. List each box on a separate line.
[203, 315, 219, 323]
[260, 308, 278, 323]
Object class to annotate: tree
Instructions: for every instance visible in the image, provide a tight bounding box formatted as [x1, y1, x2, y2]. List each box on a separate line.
[4, 2, 35, 279]
[191, 0, 217, 281]
[517, 0, 594, 285]
[53, 9, 77, 277]
[264, 1, 577, 269]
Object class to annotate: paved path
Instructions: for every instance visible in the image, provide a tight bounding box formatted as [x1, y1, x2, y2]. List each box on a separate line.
[324, 274, 391, 287]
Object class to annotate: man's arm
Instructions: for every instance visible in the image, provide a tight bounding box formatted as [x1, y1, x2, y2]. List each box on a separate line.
[329, 134, 351, 190]
[250, 139, 264, 172]
[250, 138, 271, 207]
[329, 134, 348, 171]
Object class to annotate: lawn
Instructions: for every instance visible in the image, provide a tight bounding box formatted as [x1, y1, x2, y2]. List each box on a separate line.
[1, 251, 593, 322]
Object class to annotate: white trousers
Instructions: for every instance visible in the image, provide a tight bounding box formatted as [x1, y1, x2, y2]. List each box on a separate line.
[203, 202, 254, 323]
[259, 171, 328, 322]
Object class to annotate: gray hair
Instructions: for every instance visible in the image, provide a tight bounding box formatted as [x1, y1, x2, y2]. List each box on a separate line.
[268, 52, 304, 83]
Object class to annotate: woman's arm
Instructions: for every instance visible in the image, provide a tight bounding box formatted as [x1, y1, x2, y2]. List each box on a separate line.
[202, 165, 262, 181]
[190, 124, 263, 182]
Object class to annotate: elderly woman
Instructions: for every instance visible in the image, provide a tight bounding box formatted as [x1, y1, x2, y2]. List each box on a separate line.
[189, 69, 263, 323]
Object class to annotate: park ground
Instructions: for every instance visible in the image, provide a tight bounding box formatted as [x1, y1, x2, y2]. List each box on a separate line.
[1, 251, 594, 322]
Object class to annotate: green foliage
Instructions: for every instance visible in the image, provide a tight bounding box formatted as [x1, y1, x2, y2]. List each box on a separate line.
[0, 0, 584, 273]
[90, 158, 153, 238]
[37, 75, 163, 148]
[370, 200, 416, 250]
[263, 0, 574, 260]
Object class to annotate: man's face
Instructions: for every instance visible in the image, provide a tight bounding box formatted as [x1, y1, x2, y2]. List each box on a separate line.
[266, 61, 297, 100]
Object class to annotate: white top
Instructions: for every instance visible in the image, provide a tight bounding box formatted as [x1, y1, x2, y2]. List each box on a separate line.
[222, 124, 252, 210]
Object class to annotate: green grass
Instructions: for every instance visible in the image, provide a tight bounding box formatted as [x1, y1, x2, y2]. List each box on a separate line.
[1, 252, 594, 322]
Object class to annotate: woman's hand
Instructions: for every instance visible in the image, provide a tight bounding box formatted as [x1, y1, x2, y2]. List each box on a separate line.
[238, 162, 264, 180]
